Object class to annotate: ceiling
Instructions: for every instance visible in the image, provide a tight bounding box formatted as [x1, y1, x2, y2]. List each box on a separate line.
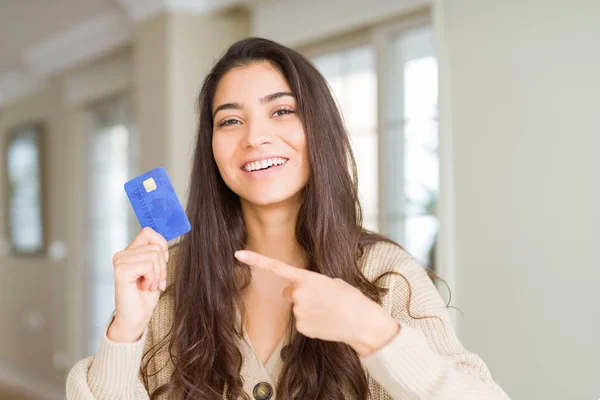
[0, 0, 121, 73]
[0, 0, 251, 105]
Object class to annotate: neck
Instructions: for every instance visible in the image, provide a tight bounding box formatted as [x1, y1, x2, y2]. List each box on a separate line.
[241, 197, 306, 268]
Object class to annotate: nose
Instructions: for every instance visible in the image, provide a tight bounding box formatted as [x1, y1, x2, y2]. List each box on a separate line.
[242, 117, 275, 148]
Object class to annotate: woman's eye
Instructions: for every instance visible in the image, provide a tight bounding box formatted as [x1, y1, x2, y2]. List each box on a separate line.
[218, 119, 241, 127]
[272, 108, 295, 117]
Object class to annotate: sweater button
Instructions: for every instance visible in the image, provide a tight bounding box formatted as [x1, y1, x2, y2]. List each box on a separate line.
[253, 382, 273, 400]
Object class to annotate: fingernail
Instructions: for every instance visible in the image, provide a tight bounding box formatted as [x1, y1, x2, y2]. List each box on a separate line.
[165, 251, 170, 262]
[159, 280, 167, 291]
[234, 251, 247, 261]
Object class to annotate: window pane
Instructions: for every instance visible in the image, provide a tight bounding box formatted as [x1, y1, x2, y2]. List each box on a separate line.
[7, 127, 44, 253]
[405, 57, 438, 121]
[312, 45, 378, 231]
[405, 119, 439, 214]
[350, 132, 378, 230]
[87, 279, 115, 354]
[387, 25, 439, 269]
[388, 25, 435, 122]
[90, 281, 115, 331]
[405, 215, 438, 266]
[85, 97, 136, 355]
[344, 47, 377, 132]
[87, 222, 129, 278]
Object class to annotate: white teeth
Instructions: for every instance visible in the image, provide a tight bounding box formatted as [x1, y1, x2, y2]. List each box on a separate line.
[243, 157, 287, 172]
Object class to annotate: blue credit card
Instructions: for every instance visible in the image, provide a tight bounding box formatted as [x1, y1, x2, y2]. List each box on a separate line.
[124, 167, 191, 241]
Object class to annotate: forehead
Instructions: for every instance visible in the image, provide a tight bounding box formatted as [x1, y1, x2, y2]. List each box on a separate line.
[213, 62, 293, 106]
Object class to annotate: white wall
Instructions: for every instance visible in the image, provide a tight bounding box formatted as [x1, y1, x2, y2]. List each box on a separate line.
[437, 1, 600, 399]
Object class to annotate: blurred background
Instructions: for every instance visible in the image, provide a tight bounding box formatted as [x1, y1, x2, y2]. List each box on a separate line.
[0, 0, 598, 399]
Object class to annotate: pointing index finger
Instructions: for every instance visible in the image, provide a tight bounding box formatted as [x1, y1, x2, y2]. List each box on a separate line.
[234, 250, 305, 283]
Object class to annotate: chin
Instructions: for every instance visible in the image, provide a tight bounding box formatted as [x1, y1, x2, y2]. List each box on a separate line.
[239, 187, 304, 208]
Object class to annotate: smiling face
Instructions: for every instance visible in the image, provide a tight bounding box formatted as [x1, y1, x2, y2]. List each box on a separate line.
[211, 62, 310, 207]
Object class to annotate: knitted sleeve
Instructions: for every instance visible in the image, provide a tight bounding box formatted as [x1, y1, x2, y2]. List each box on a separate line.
[65, 322, 150, 399]
[360, 242, 510, 399]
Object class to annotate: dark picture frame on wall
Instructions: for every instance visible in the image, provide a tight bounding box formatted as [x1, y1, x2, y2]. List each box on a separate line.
[4, 122, 46, 256]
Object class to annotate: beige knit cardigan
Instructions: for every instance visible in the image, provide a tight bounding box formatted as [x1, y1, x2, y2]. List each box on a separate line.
[66, 242, 510, 399]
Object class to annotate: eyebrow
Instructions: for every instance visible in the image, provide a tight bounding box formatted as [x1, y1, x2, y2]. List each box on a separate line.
[213, 91, 295, 118]
[213, 102, 243, 118]
[259, 91, 295, 104]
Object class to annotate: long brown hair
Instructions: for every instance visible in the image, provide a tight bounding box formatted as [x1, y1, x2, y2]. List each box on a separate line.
[143, 37, 416, 399]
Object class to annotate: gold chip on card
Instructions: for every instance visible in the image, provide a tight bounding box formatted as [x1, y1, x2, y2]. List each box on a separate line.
[143, 177, 157, 192]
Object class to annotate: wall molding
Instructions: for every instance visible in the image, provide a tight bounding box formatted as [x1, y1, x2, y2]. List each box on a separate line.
[119, 0, 246, 23]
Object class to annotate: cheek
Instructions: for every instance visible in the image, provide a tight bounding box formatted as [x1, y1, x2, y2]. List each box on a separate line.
[284, 132, 310, 188]
[212, 135, 235, 174]
[290, 130, 309, 172]
[283, 122, 308, 160]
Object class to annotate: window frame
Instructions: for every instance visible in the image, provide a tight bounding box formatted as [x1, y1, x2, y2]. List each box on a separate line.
[300, 11, 439, 245]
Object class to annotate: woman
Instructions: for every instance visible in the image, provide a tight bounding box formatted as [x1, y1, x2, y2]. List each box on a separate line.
[67, 37, 509, 399]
